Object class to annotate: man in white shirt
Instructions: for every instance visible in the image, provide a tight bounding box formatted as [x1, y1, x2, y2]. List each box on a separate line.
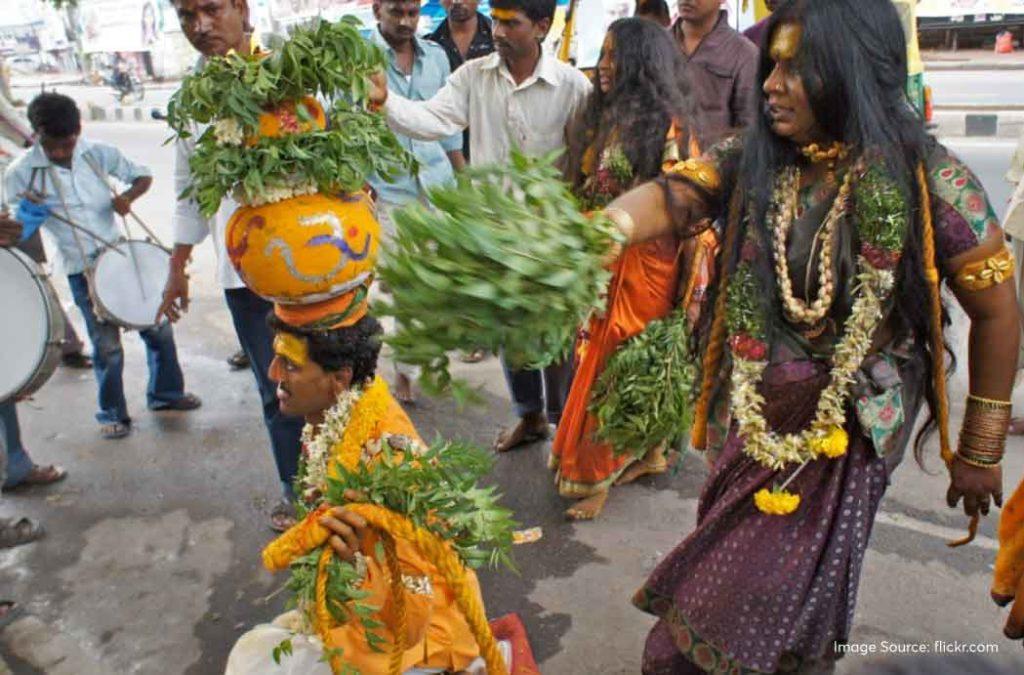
[368, 0, 591, 452]
[159, 0, 304, 531]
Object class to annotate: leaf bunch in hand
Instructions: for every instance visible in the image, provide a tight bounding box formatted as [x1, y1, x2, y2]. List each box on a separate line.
[377, 151, 622, 399]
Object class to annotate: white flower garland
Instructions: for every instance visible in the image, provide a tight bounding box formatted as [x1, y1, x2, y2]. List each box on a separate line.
[212, 117, 244, 146]
[299, 384, 364, 500]
[731, 261, 894, 470]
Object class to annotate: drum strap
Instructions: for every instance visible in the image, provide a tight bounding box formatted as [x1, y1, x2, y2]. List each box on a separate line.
[82, 153, 166, 247]
[44, 165, 95, 273]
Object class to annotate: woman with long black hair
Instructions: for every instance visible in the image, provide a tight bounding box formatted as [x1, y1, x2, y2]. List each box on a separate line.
[551, 17, 713, 521]
[600, 0, 1018, 670]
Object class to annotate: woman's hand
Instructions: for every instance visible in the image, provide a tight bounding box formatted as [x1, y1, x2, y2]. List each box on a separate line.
[947, 457, 1003, 518]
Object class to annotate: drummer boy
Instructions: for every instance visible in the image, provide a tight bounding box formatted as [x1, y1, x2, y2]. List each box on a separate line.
[3, 93, 201, 439]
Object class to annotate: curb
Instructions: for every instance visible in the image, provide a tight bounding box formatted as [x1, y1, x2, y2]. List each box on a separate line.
[86, 103, 164, 124]
[930, 108, 1024, 139]
[924, 60, 1024, 71]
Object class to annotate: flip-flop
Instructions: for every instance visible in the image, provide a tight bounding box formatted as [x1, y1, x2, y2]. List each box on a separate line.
[227, 349, 250, 371]
[0, 601, 25, 630]
[150, 393, 202, 412]
[101, 421, 131, 440]
[6, 464, 67, 490]
[269, 500, 297, 533]
[0, 517, 45, 549]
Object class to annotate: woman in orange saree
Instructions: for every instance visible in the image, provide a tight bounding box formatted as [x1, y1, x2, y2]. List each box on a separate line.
[551, 18, 714, 520]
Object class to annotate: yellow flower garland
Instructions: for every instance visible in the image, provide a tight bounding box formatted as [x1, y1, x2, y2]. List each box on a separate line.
[754, 488, 801, 516]
[809, 426, 849, 459]
[331, 376, 391, 474]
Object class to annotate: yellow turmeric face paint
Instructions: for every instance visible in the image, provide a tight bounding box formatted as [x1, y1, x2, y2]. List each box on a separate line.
[770, 22, 803, 62]
[490, 8, 518, 21]
[274, 332, 309, 367]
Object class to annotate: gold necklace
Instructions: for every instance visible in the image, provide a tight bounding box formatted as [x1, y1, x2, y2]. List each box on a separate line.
[771, 166, 855, 326]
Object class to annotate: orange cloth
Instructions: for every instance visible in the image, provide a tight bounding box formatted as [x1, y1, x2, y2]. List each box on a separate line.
[551, 231, 713, 497]
[264, 384, 484, 672]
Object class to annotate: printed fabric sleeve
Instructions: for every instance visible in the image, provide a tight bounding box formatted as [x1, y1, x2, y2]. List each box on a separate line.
[385, 62, 471, 142]
[171, 135, 211, 246]
[927, 144, 1004, 272]
[90, 141, 153, 183]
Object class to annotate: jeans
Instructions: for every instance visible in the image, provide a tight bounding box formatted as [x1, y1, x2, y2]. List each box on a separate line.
[68, 273, 187, 424]
[500, 356, 572, 426]
[224, 287, 304, 498]
[0, 402, 33, 488]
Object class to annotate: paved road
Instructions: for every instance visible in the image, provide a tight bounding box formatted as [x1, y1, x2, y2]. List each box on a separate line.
[2, 125, 1024, 674]
[928, 70, 1024, 108]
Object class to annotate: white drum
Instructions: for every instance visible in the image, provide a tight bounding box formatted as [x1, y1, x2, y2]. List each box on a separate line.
[0, 247, 66, 403]
[91, 239, 170, 330]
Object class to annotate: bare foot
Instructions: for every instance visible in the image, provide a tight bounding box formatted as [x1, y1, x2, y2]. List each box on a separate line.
[493, 412, 549, 453]
[565, 491, 609, 521]
[614, 446, 668, 486]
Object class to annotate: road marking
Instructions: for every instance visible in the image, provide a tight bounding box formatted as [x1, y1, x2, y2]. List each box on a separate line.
[875, 510, 998, 551]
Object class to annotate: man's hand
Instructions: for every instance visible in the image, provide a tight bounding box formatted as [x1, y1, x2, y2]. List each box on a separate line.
[947, 457, 1003, 518]
[112, 194, 133, 217]
[157, 265, 190, 323]
[368, 70, 388, 108]
[0, 211, 23, 247]
[319, 496, 370, 563]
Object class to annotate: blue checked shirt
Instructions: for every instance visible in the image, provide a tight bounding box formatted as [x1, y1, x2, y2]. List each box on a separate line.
[367, 27, 460, 208]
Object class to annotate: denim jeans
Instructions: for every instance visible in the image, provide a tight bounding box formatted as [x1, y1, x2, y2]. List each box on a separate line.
[68, 273, 186, 425]
[500, 356, 572, 426]
[1, 402, 33, 488]
[224, 287, 304, 498]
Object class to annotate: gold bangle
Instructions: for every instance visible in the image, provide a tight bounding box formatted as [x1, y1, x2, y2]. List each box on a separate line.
[665, 158, 722, 195]
[955, 451, 1001, 469]
[966, 394, 1012, 409]
[603, 207, 636, 243]
[953, 247, 1014, 292]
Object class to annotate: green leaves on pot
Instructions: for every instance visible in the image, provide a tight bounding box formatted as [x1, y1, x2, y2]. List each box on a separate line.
[167, 17, 385, 134]
[589, 310, 698, 457]
[376, 151, 622, 397]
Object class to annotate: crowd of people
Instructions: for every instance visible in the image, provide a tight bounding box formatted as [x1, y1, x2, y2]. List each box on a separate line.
[3, 0, 1024, 671]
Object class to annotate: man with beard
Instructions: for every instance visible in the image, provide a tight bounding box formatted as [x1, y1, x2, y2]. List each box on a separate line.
[161, 0, 304, 531]
[368, 0, 591, 454]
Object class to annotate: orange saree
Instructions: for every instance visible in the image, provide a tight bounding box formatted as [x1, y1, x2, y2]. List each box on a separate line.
[550, 131, 715, 497]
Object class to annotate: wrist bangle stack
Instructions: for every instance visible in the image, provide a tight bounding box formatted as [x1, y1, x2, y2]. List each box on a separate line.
[956, 394, 1011, 468]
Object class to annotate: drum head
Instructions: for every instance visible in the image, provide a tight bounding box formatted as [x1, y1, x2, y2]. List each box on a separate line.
[93, 241, 170, 329]
[0, 249, 49, 399]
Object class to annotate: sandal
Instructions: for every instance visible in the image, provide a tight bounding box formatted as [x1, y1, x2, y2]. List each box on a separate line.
[270, 500, 297, 533]
[0, 517, 45, 549]
[101, 421, 131, 439]
[459, 349, 488, 364]
[61, 352, 93, 369]
[5, 464, 67, 491]
[0, 601, 25, 630]
[227, 349, 250, 371]
[150, 393, 202, 412]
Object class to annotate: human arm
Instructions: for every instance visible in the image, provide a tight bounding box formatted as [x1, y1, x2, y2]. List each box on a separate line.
[369, 65, 471, 142]
[604, 164, 718, 244]
[446, 149, 466, 172]
[157, 136, 211, 323]
[0, 210, 22, 246]
[90, 142, 153, 215]
[112, 175, 153, 216]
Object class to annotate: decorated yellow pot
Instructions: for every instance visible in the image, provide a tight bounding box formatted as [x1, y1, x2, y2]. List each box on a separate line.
[247, 96, 327, 145]
[226, 192, 379, 304]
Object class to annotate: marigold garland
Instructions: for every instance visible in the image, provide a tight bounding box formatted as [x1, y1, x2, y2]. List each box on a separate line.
[754, 487, 801, 515]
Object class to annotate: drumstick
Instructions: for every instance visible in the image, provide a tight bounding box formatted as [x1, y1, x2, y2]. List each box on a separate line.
[86, 158, 166, 247]
[44, 209, 128, 256]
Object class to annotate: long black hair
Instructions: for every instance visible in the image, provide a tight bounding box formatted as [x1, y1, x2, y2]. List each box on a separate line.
[565, 17, 694, 189]
[710, 0, 947, 463]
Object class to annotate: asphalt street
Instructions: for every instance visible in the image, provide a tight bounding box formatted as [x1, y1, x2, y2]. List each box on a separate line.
[2, 123, 1024, 674]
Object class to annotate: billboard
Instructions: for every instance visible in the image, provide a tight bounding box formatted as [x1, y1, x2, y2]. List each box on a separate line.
[77, 0, 176, 53]
[918, 0, 1024, 18]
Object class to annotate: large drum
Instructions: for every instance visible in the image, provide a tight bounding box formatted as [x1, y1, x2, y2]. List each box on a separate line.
[0, 247, 65, 403]
[91, 239, 170, 330]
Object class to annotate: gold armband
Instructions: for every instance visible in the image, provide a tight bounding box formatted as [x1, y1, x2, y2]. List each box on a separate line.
[666, 158, 722, 196]
[603, 207, 636, 243]
[953, 247, 1014, 292]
